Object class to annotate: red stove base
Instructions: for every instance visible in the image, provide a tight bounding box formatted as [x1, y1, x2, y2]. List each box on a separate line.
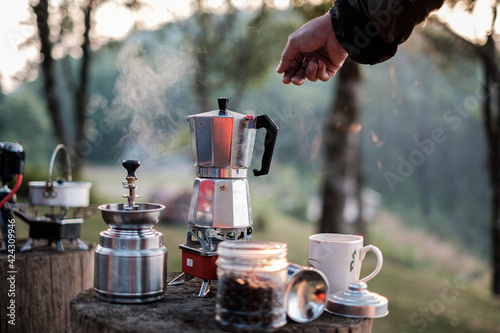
[179, 244, 218, 281]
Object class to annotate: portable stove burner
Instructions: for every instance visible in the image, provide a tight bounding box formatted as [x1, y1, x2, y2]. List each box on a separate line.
[170, 225, 252, 297]
[8, 203, 91, 251]
[7, 144, 93, 252]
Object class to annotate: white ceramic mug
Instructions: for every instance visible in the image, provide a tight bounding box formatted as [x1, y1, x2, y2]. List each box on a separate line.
[309, 233, 383, 294]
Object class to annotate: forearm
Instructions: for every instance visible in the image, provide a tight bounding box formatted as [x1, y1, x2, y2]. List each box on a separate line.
[331, 0, 445, 64]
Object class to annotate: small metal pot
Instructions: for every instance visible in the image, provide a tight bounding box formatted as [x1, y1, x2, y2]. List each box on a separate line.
[28, 144, 92, 207]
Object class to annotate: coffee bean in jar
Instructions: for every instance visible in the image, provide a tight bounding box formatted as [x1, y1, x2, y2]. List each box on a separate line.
[216, 242, 288, 331]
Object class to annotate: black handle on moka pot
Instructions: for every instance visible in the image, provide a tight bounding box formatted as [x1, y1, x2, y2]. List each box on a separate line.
[253, 115, 278, 177]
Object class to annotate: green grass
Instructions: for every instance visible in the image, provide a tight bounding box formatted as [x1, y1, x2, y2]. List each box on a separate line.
[365, 258, 500, 332]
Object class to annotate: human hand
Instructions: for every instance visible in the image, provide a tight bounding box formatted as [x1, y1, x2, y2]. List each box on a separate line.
[276, 13, 348, 85]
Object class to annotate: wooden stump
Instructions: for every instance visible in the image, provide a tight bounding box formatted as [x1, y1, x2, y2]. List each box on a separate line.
[0, 240, 94, 333]
[71, 272, 372, 333]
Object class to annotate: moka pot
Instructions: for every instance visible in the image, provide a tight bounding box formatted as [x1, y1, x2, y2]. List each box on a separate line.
[187, 97, 278, 229]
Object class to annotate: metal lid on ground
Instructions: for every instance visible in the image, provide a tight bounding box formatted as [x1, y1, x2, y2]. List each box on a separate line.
[285, 264, 329, 323]
[325, 281, 388, 318]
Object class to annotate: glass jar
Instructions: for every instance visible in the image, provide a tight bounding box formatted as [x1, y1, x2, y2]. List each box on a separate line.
[216, 241, 288, 331]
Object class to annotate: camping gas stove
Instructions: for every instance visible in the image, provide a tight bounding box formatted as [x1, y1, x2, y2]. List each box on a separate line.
[10, 203, 91, 251]
[175, 225, 253, 296]
[8, 144, 92, 251]
[169, 98, 278, 297]
[0, 142, 25, 251]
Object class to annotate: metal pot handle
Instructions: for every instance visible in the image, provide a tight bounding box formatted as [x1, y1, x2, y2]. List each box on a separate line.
[47, 144, 72, 185]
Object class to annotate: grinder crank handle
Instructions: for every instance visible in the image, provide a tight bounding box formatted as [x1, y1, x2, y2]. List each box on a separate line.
[122, 160, 141, 180]
[253, 115, 278, 177]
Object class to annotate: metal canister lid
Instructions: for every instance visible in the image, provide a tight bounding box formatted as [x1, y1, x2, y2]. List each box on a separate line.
[325, 281, 388, 318]
[285, 264, 329, 323]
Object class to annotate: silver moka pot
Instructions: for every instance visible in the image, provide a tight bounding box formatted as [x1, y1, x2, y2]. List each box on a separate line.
[94, 160, 167, 303]
[170, 97, 278, 297]
[187, 97, 278, 229]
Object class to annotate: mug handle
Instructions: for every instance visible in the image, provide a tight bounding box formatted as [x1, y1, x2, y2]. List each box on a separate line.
[359, 245, 383, 283]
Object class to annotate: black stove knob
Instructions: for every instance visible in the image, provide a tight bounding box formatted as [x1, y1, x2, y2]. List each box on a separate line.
[122, 160, 140, 180]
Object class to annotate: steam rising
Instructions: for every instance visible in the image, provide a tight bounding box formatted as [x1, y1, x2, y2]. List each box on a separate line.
[108, 41, 194, 167]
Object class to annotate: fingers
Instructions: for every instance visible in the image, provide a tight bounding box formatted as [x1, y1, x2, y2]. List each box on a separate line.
[276, 58, 291, 75]
[276, 36, 325, 85]
[279, 56, 336, 85]
[306, 61, 319, 82]
[282, 58, 303, 85]
[316, 60, 335, 82]
[276, 37, 300, 74]
[283, 59, 307, 85]
[282, 60, 316, 86]
[289, 59, 337, 85]
[305, 60, 335, 82]
[285, 59, 322, 86]
[293, 60, 309, 85]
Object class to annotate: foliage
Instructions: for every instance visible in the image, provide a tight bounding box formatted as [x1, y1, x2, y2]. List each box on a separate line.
[0, 83, 55, 166]
[4, 2, 499, 328]
[361, 29, 489, 255]
[181, 2, 299, 110]
[1, 0, 493, 264]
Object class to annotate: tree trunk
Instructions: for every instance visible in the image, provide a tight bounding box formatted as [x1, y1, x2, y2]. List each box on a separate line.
[73, 0, 94, 176]
[319, 60, 363, 234]
[33, 0, 67, 147]
[0, 241, 94, 333]
[70, 273, 372, 333]
[32, 0, 98, 178]
[482, 34, 500, 296]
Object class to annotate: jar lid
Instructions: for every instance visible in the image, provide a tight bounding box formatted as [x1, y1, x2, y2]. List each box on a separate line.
[285, 265, 329, 323]
[325, 281, 388, 318]
[217, 241, 288, 271]
[217, 241, 287, 259]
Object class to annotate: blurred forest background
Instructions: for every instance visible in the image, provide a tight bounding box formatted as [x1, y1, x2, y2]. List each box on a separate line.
[1, 0, 500, 331]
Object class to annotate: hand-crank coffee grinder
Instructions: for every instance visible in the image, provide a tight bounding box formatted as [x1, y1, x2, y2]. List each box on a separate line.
[94, 160, 167, 303]
[170, 97, 278, 296]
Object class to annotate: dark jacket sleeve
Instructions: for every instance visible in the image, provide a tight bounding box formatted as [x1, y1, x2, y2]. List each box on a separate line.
[330, 0, 445, 65]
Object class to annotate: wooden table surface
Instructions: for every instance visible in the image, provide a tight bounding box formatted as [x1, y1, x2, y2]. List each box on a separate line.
[71, 272, 373, 333]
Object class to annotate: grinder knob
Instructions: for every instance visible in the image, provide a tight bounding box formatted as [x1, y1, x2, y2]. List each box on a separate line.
[122, 160, 140, 180]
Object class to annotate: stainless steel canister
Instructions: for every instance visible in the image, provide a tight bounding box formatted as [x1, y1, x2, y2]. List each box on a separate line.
[94, 228, 168, 303]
